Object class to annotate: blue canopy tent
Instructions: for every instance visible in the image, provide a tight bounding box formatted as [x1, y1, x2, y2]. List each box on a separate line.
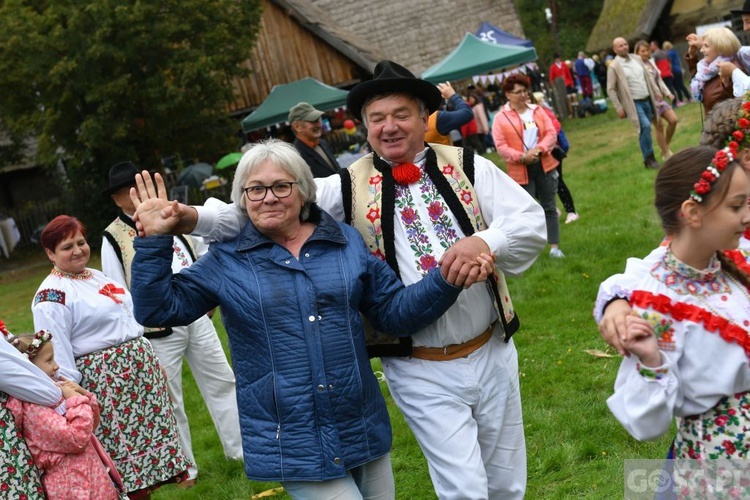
[475, 22, 534, 47]
[421, 33, 537, 84]
[241, 77, 349, 132]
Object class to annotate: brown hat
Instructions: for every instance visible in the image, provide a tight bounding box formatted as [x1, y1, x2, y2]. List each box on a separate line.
[346, 60, 442, 121]
[288, 102, 324, 123]
[103, 161, 139, 196]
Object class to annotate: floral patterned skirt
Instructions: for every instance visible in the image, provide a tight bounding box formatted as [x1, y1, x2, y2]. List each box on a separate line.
[674, 391, 750, 459]
[76, 337, 191, 493]
[0, 392, 45, 499]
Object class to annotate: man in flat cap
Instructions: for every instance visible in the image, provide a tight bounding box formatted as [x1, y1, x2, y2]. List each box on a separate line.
[131, 60, 546, 499]
[288, 102, 341, 178]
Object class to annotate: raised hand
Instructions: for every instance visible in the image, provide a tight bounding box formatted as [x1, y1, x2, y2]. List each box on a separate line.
[130, 171, 198, 236]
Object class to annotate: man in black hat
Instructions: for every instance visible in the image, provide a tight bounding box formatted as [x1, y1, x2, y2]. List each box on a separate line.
[288, 101, 341, 178]
[732, 0, 750, 31]
[130, 60, 546, 499]
[101, 161, 243, 489]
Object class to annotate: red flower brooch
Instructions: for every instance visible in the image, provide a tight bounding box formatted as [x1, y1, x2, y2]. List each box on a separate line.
[689, 147, 734, 203]
[391, 163, 421, 185]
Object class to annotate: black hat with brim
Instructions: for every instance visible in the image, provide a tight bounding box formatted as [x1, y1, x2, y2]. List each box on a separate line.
[103, 160, 139, 196]
[731, 0, 750, 14]
[346, 60, 442, 121]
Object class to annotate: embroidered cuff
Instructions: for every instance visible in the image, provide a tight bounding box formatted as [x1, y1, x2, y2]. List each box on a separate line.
[636, 361, 669, 380]
[593, 284, 632, 323]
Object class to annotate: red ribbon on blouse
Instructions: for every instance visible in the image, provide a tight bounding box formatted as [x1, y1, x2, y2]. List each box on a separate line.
[99, 283, 125, 304]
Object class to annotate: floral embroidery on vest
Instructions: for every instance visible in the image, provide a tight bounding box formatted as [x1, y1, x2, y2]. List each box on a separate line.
[441, 163, 483, 231]
[362, 173, 386, 261]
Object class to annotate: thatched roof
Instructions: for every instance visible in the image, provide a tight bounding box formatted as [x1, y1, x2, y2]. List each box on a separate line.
[586, 0, 669, 53]
[296, 0, 526, 75]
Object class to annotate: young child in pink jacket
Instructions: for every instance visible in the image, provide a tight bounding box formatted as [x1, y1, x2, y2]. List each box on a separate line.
[6, 330, 123, 500]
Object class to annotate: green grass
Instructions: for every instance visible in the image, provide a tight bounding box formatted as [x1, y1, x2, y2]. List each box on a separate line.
[0, 103, 706, 498]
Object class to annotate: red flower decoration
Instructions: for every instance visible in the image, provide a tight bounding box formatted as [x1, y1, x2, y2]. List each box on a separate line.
[733, 130, 745, 142]
[369, 175, 382, 185]
[392, 163, 421, 185]
[714, 151, 729, 169]
[739, 118, 750, 129]
[728, 141, 740, 153]
[442, 164, 455, 175]
[743, 102, 750, 112]
[701, 171, 717, 182]
[460, 190, 473, 204]
[366, 207, 380, 223]
[694, 179, 711, 194]
[419, 255, 438, 270]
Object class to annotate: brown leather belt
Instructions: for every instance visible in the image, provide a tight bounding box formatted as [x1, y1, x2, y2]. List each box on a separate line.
[410, 324, 495, 361]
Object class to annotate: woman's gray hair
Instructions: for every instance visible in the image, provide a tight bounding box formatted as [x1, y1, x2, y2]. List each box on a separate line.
[231, 139, 317, 221]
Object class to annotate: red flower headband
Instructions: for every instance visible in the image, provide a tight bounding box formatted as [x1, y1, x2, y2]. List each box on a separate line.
[689, 147, 735, 203]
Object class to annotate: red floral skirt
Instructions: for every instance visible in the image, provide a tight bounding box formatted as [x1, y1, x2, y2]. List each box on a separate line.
[0, 392, 45, 499]
[76, 337, 191, 493]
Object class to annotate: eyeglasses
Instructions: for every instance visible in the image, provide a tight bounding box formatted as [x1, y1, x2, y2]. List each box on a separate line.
[243, 182, 298, 201]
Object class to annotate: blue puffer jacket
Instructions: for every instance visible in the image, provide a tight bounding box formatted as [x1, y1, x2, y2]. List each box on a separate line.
[131, 207, 461, 482]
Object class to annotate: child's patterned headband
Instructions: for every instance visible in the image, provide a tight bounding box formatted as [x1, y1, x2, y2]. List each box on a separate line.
[689, 147, 735, 203]
[24, 330, 53, 361]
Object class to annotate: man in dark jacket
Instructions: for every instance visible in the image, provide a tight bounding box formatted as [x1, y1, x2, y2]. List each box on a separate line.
[288, 102, 340, 177]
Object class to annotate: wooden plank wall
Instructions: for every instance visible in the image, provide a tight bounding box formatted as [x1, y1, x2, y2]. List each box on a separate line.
[228, 0, 361, 114]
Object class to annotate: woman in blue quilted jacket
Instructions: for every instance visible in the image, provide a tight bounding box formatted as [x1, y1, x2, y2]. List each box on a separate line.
[130, 139, 492, 499]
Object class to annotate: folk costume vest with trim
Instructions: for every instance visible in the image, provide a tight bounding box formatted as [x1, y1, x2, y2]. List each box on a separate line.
[103, 215, 196, 339]
[341, 143, 518, 357]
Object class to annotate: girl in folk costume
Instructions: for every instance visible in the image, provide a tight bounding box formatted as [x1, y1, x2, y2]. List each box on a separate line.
[5, 331, 124, 500]
[31, 215, 190, 499]
[0, 320, 64, 499]
[607, 146, 750, 461]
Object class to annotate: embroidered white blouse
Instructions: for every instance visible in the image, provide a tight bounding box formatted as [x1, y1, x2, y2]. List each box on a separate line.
[192, 150, 547, 348]
[31, 268, 143, 382]
[607, 251, 750, 441]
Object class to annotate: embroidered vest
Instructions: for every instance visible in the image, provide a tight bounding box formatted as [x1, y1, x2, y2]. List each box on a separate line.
[103, 216, 196, 338]
[341, 144, 518, 357]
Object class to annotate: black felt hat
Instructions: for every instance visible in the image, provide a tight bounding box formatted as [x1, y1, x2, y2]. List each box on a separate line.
[346, 60, 442, 121]
[732, 0, 750, 14]
[103, 161, 139, 196]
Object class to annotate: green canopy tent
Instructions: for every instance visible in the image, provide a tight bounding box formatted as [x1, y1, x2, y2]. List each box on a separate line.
[421, 33, 537, 83]
[241, 77, 349, 133]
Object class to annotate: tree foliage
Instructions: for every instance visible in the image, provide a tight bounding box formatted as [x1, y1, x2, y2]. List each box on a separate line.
[514, 0, 605, 66]
[0, 0, 262, 236]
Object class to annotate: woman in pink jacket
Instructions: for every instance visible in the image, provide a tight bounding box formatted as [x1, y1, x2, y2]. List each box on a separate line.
[6, 330, 123, 500]
[493, 74, 565, 258]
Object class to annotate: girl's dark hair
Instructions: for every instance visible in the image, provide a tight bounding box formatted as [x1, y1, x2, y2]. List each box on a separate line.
[501, 74, 530, 93]
[654, 146, 737, 234]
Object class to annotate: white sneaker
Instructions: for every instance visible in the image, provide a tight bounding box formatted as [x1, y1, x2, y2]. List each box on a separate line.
[565, 212, 579, 224]
[550, 248, 565, 258]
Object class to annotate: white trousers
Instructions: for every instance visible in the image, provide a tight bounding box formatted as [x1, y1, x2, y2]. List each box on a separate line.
[382, 334, 526, 500]
[149, 315, 243, 479]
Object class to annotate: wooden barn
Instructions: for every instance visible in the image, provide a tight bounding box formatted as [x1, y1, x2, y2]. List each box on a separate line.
[228, 0, 526, 117]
